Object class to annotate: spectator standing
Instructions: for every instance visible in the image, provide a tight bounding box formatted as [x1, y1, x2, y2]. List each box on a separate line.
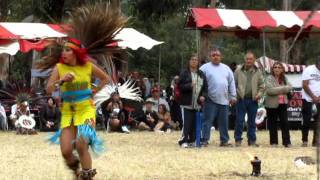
[168, 75, 183, 130]
[234, 52, 264, 147]
[143, 77, 151, 98]
[301, 57, 320, 147]
[264, 62, 292, 147]
[178, 54, 206, 147]
[200, 49, 236, 147]
[131, 71, 146, 98]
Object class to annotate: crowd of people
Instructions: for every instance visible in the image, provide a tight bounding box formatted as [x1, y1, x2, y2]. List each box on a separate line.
[91, 48, 320, 149]
[177, 49, 320, 148]
[0, 49, 319, 150]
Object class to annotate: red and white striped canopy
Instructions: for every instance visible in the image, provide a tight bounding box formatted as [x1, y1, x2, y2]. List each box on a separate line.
[0, 23, 163, 55]
[256, 56, 306, 73]
[186, 8, 320, 37]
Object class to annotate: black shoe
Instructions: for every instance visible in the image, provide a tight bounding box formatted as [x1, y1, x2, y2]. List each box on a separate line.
[248, 142, 259, 147]
[188, 142, 196, 148]
[271, 144, 278, 148]
[220, 142, 233, 147]
[201, 141, 209, 147]
[302, 142, 308, 147]
[284, 144, 292, 148]
[178, 139, 186, 146]
[312, 140, 320, 147]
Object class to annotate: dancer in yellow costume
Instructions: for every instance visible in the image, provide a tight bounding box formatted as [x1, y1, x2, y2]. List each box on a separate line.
[46, 38, 109, 179]
[38, 4, 127, 179]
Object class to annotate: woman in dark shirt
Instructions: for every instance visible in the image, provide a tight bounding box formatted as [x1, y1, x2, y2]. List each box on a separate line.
[178, 54, 207, 147]
[40, 97, 60, 131]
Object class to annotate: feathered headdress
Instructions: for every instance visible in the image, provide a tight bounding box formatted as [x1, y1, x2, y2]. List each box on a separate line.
[94, 80, 143, 108]
[37, 3, 128, 70]
[0, 80, 46, 106]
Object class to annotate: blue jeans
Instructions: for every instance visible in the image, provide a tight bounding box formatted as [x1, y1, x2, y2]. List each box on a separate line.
[234, 99, 258, 142]
[201, 99, 229, 143]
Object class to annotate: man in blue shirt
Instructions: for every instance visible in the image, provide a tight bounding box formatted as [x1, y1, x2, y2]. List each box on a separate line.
[200, 49, 236, 146]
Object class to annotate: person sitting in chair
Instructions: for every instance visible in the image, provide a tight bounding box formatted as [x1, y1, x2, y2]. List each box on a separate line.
[40, 97, 61, 131]
[10, 101, 37, 135]
[10, 101, 30, 127]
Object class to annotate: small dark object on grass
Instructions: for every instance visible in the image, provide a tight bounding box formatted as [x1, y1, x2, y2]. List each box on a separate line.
[251, 156, 261, 176]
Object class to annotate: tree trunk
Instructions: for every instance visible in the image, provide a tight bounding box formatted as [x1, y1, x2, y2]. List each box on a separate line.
[195, 0, 215, 62]
[44, 0, 65, 22]
[291, 41, 302, 64]
[0, 54, 9, 83]
[193, 0, 207, 7]
[210, 0, 216, 7]
[0, 0, 9, 21]
[110, 0, 121, 10]
[279, 0, 291, 63]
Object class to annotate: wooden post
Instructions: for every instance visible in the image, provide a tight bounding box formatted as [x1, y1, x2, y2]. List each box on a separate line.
[110, 0, 121, 10]
[0, 54, 9, 84]
[194, 0, 215, 62]
[280, 0, 291, 63]
[0, 0, 9, 21]
[210, 0, 216, 7]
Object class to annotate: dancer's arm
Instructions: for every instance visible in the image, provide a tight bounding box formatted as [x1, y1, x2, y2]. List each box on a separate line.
[92, 63, 109, 91]
[46, 67, 60, 94]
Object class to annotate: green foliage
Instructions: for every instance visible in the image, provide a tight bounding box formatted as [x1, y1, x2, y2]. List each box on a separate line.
[126, 13, 197, 85]
[127, 0, 191, 22]
[10, 52, 32, 81]
[3, 0, 320, 87]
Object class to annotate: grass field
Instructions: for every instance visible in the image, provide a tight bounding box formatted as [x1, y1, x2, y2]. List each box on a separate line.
[0, 130, 317, 180]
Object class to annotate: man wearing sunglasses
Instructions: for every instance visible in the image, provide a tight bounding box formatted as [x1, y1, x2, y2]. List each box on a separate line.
[301, 57, 320, 147]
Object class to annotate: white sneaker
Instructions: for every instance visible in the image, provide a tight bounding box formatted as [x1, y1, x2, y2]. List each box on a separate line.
[181, 143, 189, 148]
[166, 129, 172, 133]
[121, 126, 130, 133]
[155, 130, 164, 134]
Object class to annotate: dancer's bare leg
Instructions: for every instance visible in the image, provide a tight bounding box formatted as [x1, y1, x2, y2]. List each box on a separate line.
[60, 126, 79, 175]
[75, 136, 92, 169]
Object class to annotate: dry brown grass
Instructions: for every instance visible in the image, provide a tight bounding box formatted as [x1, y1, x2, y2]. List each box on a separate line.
[0, 130, 317, 180]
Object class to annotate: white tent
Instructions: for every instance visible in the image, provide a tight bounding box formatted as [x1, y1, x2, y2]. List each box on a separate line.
[0, 23, 163, 55]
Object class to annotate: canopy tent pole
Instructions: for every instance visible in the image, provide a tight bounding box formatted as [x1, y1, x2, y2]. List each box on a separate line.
[8, 55, 11, 78]
[262, 30, 267, 70]
[196, 28, 200, 61]
[195, 27, 202, 148]
[262, 30, 268, 131]
[158, 44, 162, 100]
